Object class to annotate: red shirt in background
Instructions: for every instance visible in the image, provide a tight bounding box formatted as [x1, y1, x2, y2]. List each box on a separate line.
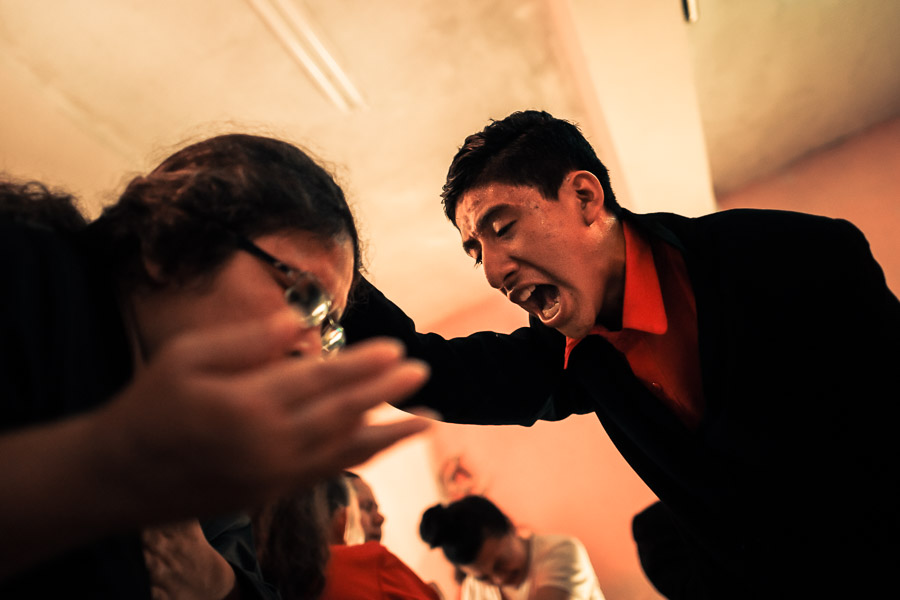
[319, 542, 440, 600]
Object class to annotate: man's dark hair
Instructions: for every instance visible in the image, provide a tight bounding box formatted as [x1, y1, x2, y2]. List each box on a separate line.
[419, 495, 513, 566]
[441, 110, 619, 224]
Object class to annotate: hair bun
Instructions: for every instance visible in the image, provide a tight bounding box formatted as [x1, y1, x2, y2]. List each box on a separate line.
[418, 504, 448, 548]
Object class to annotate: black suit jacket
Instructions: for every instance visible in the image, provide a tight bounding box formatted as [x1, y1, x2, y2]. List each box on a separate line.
[345, 209, 900, 597]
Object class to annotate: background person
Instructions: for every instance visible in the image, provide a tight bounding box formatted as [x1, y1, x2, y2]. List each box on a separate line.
[420, 495, 604, 600]
[344, 471, 386, 543]
[252, 484, 333, 600]
[322, 475, 441, 600]
[321, 473, 365, 545]
[260, 474, 441, 600]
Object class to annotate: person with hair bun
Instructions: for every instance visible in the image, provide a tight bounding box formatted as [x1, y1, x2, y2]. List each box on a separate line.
[0, 134, 430, 598]
[419, 496, 604, 600]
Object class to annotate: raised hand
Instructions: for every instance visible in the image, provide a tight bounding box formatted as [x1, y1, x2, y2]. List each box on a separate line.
[92, 308, 431, 524]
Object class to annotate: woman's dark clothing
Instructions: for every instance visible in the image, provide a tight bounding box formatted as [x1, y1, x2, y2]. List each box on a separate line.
[1, 219, 277, 599]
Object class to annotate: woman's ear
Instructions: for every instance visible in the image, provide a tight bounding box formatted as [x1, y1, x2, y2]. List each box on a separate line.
[569, 171, 605, 225]
[142, 256, 166, 285]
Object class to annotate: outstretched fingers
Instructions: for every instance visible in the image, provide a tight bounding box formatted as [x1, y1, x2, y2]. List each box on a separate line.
[283, 352, 431, 452]
[246, 337, 427, 409]
[283, 417, 432, 491]
[336, 418, 432, 467]
[169, 309, 315, 373]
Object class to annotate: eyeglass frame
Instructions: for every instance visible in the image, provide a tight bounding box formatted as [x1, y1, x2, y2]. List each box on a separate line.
[233, 235, 346, 355]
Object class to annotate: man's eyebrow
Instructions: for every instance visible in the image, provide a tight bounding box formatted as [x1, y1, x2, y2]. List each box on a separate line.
[461, 205, 508, 254]
[461, 236, 480, 256]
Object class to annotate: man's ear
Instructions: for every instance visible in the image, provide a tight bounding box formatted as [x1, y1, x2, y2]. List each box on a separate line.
[568, 171, 605, 225]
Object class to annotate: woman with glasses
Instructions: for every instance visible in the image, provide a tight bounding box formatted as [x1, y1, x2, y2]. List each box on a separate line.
[0, 134, 430, 598]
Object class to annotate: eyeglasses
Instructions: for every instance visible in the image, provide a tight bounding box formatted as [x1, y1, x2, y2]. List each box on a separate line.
[235, 236, 346, 355]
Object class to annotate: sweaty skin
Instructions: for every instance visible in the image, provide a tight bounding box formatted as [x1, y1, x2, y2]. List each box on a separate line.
[455, 172, 626, 339]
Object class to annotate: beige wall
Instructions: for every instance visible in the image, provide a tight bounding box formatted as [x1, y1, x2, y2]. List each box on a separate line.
[717, 115, 900, 296]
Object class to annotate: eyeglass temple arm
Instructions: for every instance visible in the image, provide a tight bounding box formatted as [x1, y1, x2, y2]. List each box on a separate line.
[234, 236, 293, 277]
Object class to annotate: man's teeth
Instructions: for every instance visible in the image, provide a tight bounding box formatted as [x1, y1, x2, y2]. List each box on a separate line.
[540, 295, 561, 320]
[511, 285, 561, 321]
[513, 285, 536, 303]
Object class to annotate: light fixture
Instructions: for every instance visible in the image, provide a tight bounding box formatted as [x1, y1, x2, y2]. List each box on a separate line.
[245, 0, 366, 112]
[682, 0, 699, 23]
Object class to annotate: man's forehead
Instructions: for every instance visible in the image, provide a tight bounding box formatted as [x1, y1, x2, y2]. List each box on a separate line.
[457, 186, 519, 238]
[458, 183, 547, 222]
[455, 187, 493, 230]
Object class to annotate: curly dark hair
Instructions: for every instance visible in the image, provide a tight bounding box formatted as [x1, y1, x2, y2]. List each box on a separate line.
[86, 134, 361, 294]
[0, 179, 86, 233]
[441, 110, 619, 224]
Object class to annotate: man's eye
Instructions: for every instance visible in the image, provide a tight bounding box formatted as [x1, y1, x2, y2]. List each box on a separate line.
[495, 221, 515, 237]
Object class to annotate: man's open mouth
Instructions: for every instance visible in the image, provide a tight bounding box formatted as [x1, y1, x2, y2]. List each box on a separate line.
[512, 284, 561, 322]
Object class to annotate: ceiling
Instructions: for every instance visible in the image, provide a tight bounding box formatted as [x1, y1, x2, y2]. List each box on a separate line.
[2, 0, 899, 328]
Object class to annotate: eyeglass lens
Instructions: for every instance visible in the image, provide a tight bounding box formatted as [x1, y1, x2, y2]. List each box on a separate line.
[284, 278, 330, 327]
[283, 276, 345, 354]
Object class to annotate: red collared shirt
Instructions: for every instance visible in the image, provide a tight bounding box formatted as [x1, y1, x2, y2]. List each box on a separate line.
[565, 221, 705, 429]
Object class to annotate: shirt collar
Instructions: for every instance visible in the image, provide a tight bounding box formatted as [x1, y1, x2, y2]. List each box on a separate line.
[563, 220, 669, 367]
[571, 220, 667, 340]
[617, 219, 667, 334]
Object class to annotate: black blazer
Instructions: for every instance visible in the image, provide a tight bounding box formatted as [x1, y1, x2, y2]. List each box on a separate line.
[344, 209, 900, 597]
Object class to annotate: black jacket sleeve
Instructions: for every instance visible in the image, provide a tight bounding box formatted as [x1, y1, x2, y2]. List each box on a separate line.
[342, 278, 593, 425]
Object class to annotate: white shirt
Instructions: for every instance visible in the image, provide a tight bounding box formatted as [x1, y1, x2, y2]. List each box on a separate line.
[461, 534, 605, 600]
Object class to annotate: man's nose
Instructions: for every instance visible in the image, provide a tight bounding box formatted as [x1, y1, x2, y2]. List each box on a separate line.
[373, 511, 385, 525]
[482, 246, 516, 291]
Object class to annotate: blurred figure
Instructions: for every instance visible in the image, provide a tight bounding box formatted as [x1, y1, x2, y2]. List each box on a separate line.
[323, 474, 365, 546]
[0, 135, 429, 598]
[420, 496, 604, 600]
[345, 471, 385, 543]
[253, 485, 333, 600]
[319, 477, 441, 600]
[258, 475, 439, 600]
